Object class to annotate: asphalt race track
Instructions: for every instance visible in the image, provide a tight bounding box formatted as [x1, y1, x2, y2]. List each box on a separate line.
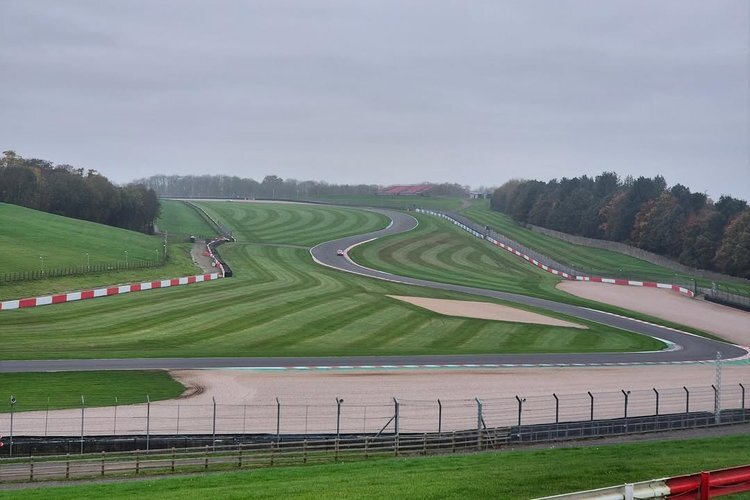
[0, 206, 746, 373]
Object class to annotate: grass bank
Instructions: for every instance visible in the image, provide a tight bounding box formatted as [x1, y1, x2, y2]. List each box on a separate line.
[3, 434, 749, 499]
[0, 371, 185, 413]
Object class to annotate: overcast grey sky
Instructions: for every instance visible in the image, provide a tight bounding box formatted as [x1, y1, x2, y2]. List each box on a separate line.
[1, 1, 748, 199]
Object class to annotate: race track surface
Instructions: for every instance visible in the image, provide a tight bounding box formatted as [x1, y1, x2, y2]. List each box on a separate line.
[1, 206, 745, 373]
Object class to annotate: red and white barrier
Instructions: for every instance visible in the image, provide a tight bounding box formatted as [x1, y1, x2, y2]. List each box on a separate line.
[417, 209, 695, 297]
[538, 463, 750, 499]
[0, 273, 220, 311]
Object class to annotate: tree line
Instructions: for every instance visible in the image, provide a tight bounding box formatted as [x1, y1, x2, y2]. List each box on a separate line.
[0, 150, 160, 234]
[491, 173, 750, 278]
[133, 174, 470, 199]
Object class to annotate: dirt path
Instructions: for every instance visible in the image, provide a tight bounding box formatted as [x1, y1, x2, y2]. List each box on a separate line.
[190, 241, 216, 274]
[557, 282, 750, 346]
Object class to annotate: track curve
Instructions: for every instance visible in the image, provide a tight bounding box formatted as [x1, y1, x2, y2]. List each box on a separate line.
[0, 205, 746, 373]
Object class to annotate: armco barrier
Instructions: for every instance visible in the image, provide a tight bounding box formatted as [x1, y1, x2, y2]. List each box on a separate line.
[0, 273, 220, 311]
[417, 209, 695, 297]
[537, 464, 750, 499]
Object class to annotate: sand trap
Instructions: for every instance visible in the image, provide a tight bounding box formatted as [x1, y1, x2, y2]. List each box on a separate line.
[558, 281, 750, 345]
[388, 295, 586, 329]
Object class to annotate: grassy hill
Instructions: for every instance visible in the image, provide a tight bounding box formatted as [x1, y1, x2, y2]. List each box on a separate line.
[0, 202, 200, 300]
[461, 200, 750, 297]
[0, 202, 661, 359]
[157, 200, 217, 240]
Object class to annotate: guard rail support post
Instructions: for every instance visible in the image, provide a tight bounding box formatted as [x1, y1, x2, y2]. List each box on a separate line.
[553, 393, 559, 424]
[653, 388, 659, 416]
[588, 391, 594, 421]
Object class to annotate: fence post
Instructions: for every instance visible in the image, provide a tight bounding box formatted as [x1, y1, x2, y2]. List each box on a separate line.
[113, 397, 118, 436]
[45, 396, 49, 437]
[653, 388, 659, 416]
[9, 395, 15, 457]
[276, 397, 281, 442]
[553, 393, 559, 424]
[475, 397, 483, 451]
[80, 395, 85, 455]
[176, 403, 180, 435]
[437, 399, 442, 434]
[714, 351, 722, 424]
[146, 395, 151, 451]
[588, 391, 594, 421]
[212, 397, 217, 449]
[515, 396, 525, 427]
[684, 386, 690, 414]
[393, 398, 400, 436]
[741, 383, 746, 423]
[622, 390, 630, 420]
[336, 397, 343, 438]
[101, 451, 105, 476]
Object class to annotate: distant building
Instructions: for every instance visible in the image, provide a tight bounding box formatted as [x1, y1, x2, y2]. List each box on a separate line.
[378, 184, 433, 196]
[469, 192, 490, 199]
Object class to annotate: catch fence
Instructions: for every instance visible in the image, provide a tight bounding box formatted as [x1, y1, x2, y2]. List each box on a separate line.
[1, 382, 746, 456]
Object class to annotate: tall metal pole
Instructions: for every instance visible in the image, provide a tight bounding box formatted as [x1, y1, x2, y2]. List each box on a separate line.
[393, 398, 400, 435]
[212, 397, 217, 449]
[336, 398, 343, 438]
[588, 391, 594, 421]
[114, 396, 118, 436]
[621, 390, 630, 419]
[715, 351, 722, 424]
[515, 396, 525, 427]
[9, 395, 16, 457]
[275, 397, 281, 441]
[553, 393, 559, 424]
[437, 399, 442, 434]
[653, 388, 659, 416]
[146, 395, 151, 451]
[80, 395, 85, 455]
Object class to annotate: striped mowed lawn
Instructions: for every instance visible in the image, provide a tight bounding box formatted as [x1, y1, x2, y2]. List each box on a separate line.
[0, 243, 661, 359]
[157, 200, 217, 239]
[461, 200, 750, 297]
[194, 201, 390, 246]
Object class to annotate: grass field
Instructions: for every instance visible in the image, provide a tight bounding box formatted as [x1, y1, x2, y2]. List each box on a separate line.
[462, 200, 750, 297]
[0, 372, 185, 413]
[4, 434, 749, 499]
[0, 203, 201, 301]
[302, 194, 466, 211]
[157, 200, 216, 240]
[0, 243, 661, 359]
[194, 201, 389, 246]
[0, 202, 662, 359]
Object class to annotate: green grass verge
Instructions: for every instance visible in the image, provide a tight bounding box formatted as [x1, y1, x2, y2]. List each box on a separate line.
[0, 371, 185, 413]
[0, 203, 166, 274]
[301, 194, 466, 211]
[0, 203, 202, 301]
[157, 200, 217, 240]
[461, 200, 750, 297]
[0, 242, 661, 359]
[4, 434, 750, 499]
[0, 243, 199, 301]
[348, 212, 727, 338]
[194, 201, 390, 246]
